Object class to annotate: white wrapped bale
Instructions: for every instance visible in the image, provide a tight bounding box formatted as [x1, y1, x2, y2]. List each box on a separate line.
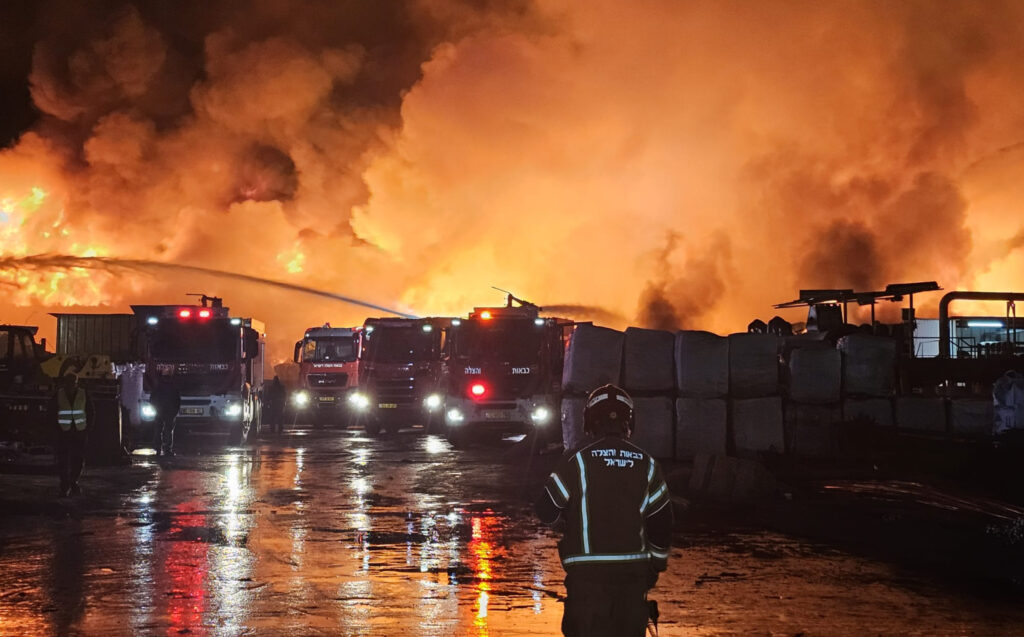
[560, 397, 587, 451]
[562, 324, 624, 394]
[622, 327, 675, 393]
[995, 406, 1018, 435]
[949, 399, 994, 437]
[788, 348, 841, 404]
[895, 396, 947, 433]
[675, 331, 729, 398]
[728, 333, 780, 398]
[675, 397, 727, 459]
[731, 396, 785, 455]
[838, 334, 897, 397]
[993, 372, 1024, 408]
[630, 397, 674, 460]
[786, 403, 841, 428]
[784, 404, 840, 458]
[842, 398, 894, 427]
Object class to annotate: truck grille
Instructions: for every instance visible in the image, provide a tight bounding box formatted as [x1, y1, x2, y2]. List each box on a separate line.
[309, 373, 348, 388]
[374, 377, 416, 406]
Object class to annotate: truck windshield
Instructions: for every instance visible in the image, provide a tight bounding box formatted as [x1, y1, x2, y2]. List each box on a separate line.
[150, 321, 237, 363]
[304, 337, 356, 362]
[454, 319, 542, 365]
[363, 326, 436, 363]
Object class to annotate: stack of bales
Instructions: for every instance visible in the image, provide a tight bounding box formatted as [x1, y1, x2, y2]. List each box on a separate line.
[948, 397, 994, 437]
[674, 331, 729, 459]
[784, 343, 842, 458]
[992, 372, 1024, 435]
[561, 324, 624, 451]
[621, 328, 676, 458]
[839, 334, 897, 429]
[728, 333, 785, 456]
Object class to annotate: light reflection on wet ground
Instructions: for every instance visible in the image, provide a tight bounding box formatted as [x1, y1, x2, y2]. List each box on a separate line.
[2, 428, 1024, 636]
[0, 431, 564, 636]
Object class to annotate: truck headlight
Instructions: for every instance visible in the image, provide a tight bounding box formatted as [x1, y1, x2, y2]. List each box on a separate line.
[292, 390, 310, 408]
[348, 392, 370, 411]
[531, 406, 552, 426]
[225, 402, 243, 417]
[424, 393, 442, 411]
[140, 403, 157, 421]
[446, 408, 464, 424]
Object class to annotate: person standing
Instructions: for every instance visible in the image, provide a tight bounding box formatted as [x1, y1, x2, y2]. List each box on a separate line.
[265, 376, 286, 434]
[151, 375, 181, 456]
[536, 384, 673, 637]
[55, 373, 89, 497]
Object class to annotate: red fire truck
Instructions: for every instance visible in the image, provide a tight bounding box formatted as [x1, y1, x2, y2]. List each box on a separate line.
[291, 324, 360, 426]
[347, 317, 450, 435]
[441, 295, 573, 446]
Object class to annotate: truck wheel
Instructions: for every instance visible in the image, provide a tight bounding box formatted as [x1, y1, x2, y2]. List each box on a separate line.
[364, 419, 381, 436]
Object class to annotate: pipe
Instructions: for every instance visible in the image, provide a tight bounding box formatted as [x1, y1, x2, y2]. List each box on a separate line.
[938, 291, 1024, 357]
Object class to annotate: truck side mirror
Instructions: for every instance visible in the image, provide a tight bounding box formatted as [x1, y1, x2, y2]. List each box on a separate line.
[244, 331, 260, 359]
[293, 341, 302, 363]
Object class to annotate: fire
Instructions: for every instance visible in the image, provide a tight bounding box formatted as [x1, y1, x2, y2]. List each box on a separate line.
[277, 243, 305, 274]
[0, 185, 113, 306]
[2, 2, 1024, 361]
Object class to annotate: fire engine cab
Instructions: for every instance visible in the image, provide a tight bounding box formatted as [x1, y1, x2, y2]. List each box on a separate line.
[442, 295, 572, 445]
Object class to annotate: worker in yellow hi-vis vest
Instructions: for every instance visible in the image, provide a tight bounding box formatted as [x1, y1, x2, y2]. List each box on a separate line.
[55, 373, 90, 497]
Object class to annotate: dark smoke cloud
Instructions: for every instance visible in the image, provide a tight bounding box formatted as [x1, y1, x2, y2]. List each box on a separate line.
[637, 232, 732, 331]
[800, 219, 883, 292]
[4, 0, 1024, 357]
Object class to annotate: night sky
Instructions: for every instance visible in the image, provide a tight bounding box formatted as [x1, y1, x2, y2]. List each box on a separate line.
[0, 2, 39, 145]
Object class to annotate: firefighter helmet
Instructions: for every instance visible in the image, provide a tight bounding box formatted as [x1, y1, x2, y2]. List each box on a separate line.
[583, 384, 635, 437]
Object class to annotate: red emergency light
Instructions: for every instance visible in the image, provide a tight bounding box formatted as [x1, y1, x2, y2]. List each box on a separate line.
[178, 309, 192, 319]
[469, 382, 488, 399]
[198, 308, 212, 318]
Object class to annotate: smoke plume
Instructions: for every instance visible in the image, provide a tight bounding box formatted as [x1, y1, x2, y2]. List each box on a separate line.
[3, 1, 1024, 358]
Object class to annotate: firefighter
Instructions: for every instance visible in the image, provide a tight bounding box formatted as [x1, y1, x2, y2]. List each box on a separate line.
[264, 376, 286, 434]
[536, 384, 672, 637]
[151, 375, 181, 456]
[55, 373, 89, 497]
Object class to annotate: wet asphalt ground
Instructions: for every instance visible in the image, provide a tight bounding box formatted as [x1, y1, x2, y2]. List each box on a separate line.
[2, 425, 1024, 636]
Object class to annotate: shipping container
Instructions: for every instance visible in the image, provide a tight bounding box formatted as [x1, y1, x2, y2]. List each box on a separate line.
[51, 313, 146, 362]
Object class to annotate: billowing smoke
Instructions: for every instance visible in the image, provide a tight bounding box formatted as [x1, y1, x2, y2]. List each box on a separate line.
[3, 0, 1024, 359]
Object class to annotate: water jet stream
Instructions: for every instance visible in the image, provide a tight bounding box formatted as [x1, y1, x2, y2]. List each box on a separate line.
[0, 254, 418, 319]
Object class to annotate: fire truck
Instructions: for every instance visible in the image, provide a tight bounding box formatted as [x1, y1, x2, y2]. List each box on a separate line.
[133, 296, 265, 445]
[348, 317, 450, 436]
[291, 324, 359, 426]
[441, 295, 573, 446]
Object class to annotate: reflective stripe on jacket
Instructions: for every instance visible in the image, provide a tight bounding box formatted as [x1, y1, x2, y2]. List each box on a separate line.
[57, 388, 88, 432]
[544, 436, 670, 569]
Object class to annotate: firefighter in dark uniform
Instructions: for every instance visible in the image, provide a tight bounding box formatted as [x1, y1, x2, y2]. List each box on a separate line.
[151, 375, 181, 456]
[55, 373, 89, 497]
[265, 376, 286, 434]
[536, 384, 672, 637]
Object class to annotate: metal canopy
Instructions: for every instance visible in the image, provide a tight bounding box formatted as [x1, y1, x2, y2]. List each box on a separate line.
[774, 281, 941, 309]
